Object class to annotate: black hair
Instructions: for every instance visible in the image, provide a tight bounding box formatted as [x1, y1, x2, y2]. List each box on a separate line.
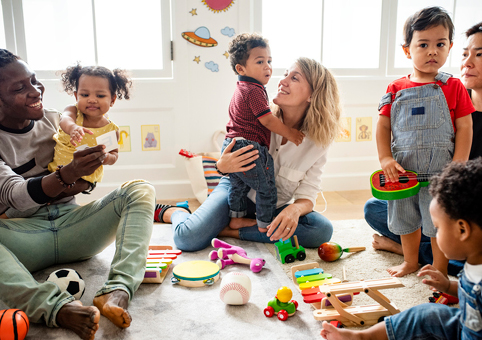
[61, 63, 132, 100]
[403, 6, 454, 47]
[228, 33, 269, 75]
[429, 159, 482, 228]
[0, 49, 20, 69]
[465, 21, 482, 38]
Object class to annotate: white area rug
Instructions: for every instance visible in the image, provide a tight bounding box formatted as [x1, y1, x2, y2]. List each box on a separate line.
[1, 219, 447, 339]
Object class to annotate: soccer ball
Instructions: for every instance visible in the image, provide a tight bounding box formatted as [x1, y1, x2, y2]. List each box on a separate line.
[46, 268, 85, 300]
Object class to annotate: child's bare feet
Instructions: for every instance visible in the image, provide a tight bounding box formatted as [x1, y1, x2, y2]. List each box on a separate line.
[229, 217, 257, 230]
[93, 290, 131, 328]
[320, 321, 357, 340]
[387, 261, 420, 277]
[56, 300, 100, 340]
[372, 234, 403, 255]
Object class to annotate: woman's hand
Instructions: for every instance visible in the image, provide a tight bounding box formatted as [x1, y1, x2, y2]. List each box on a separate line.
[418, 264, 451, 293]
[266, 204, 301, 242]
[216, 138, 259, 174]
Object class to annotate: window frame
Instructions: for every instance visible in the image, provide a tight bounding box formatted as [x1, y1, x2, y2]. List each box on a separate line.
[252, 0, 468, 78]
[1, 0, 173, 79]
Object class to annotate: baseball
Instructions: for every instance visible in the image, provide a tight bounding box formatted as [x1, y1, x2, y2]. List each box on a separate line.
[219, 272, 252, 305]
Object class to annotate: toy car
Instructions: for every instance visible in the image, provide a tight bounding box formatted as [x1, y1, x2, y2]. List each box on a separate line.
[275, 235, 306, 264]
[263, 287, 298, 321]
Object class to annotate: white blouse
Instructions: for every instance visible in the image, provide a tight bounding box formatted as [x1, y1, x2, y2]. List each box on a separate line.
[248, 132, 329, 209]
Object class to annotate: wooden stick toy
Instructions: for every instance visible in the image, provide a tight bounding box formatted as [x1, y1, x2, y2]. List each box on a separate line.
[318, 242, 365, 262]
[312, 277, 404, 327]
[143, 245, 181, 284]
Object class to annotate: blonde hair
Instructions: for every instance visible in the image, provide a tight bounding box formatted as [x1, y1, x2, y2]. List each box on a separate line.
[272, 57, 342, 147]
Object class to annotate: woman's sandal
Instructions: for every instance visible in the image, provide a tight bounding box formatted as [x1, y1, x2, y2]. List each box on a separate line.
[154, 204, 191, 223]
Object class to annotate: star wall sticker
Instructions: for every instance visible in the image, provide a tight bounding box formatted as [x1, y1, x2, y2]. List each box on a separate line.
[223, 51, 229, 59]
[193, 56, 201, 64]
[189, 8, 197, 16]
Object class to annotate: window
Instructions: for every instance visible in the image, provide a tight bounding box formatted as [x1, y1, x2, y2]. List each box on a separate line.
[260, 0, 383, 76]
[258, 0, 482, 77]
[0, 4, 5, 49]
[1, 0, 172, 79]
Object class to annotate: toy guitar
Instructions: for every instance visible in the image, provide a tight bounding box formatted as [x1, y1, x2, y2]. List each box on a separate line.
[370, 169, 432, 200]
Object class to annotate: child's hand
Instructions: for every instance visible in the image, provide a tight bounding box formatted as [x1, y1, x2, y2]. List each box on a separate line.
[418, 264, 451, 293]
[69, 126, 94, 146]
[288, 129, 305, 146]
[380, 157, 405, 182]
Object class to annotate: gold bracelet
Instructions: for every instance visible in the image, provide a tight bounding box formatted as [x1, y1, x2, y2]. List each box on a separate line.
[55, 165, 75, 188]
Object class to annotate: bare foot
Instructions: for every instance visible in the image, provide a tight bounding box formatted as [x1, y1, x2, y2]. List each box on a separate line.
[387, 261, 420, 277]
[320, 321, 357, 340]
[93, 290, 131, 328]
[217, 225, 240, 239]
[372, 234, 403, 255]
[229, 217, 257, 230]
[56, 300, 100, 340]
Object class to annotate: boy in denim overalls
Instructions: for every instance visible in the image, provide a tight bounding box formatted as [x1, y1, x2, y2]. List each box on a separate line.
[376, 7, 474, 277]
[321, 159, 482, 340]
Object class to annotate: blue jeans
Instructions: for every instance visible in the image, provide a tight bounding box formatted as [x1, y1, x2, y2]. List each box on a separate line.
[364, 197, 463, 276]
[171, 177, 333, 251]
[221, 138, 276, 229]
[0, 180, 155, 327]
[385, 303, 461, 340]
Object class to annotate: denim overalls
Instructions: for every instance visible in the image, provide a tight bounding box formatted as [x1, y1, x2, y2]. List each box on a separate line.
[458, 271, 482, 339]
[378, 73, 455, 237]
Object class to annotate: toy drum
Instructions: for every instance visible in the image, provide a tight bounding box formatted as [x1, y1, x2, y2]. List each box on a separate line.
[171, 260, 220, 287]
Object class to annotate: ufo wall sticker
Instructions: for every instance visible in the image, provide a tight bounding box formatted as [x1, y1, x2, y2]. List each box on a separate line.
[182, 26, 218, 47]
[202, 0, 235, 13]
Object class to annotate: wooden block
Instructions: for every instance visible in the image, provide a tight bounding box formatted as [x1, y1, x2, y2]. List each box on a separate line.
[297, 273, 332, 284]
[299, 278, 341, 290]
[294, 268, 324, 278]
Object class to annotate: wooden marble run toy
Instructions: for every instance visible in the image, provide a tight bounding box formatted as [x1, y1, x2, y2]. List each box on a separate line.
[142, 245, 182, 284]
[312, 278, 404, 326]
[275, 235, 306, 264]
[291, 262, 404, 327]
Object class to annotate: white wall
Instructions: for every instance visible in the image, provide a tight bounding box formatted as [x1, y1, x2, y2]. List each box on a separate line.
[40, 0, 398, 204]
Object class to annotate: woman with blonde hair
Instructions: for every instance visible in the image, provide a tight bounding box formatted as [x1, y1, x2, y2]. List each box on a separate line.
[158, 57, 342, 251]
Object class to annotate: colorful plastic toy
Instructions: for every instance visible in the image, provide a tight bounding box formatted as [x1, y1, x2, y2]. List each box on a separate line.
[143, 245, 182, 284]
[0, 309, 29, 340]
[429, 291, 459, 305]
[318, 242, 365, 262]
[275, 235, 306, 264]
[171, 260, 220, 287]
[371, 169, 430, 200]
[209, 238, 266, 273]
[264, 287, 298, 321]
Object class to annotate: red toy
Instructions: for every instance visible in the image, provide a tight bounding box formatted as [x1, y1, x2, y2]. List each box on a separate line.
[318, 242, 365, 262]
[0, 309, 29, 340]
[429, 291, 459, 305]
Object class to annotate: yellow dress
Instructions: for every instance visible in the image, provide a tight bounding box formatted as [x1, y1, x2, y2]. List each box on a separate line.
[48, 111, 119, 184]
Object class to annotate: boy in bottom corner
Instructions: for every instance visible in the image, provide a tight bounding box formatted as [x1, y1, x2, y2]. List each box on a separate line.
[321, 159, 482, 340]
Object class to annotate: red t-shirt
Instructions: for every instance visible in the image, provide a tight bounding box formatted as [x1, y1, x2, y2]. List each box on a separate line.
[379, 75, 475, 131]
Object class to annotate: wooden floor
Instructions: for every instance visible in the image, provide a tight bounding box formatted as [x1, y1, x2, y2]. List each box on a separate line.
[157, 189, 373, 220]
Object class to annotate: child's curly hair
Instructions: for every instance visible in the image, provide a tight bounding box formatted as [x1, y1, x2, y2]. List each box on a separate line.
[429, 159, 482, 228]
[61, 63, 132, 100]
[228, 33, 269, 75]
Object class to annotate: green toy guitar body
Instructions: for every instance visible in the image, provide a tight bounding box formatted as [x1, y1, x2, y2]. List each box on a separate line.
[370, 170, 431, 200]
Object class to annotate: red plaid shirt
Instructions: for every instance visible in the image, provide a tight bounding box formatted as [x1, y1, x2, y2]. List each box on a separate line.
[226, 76, 272, 147]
